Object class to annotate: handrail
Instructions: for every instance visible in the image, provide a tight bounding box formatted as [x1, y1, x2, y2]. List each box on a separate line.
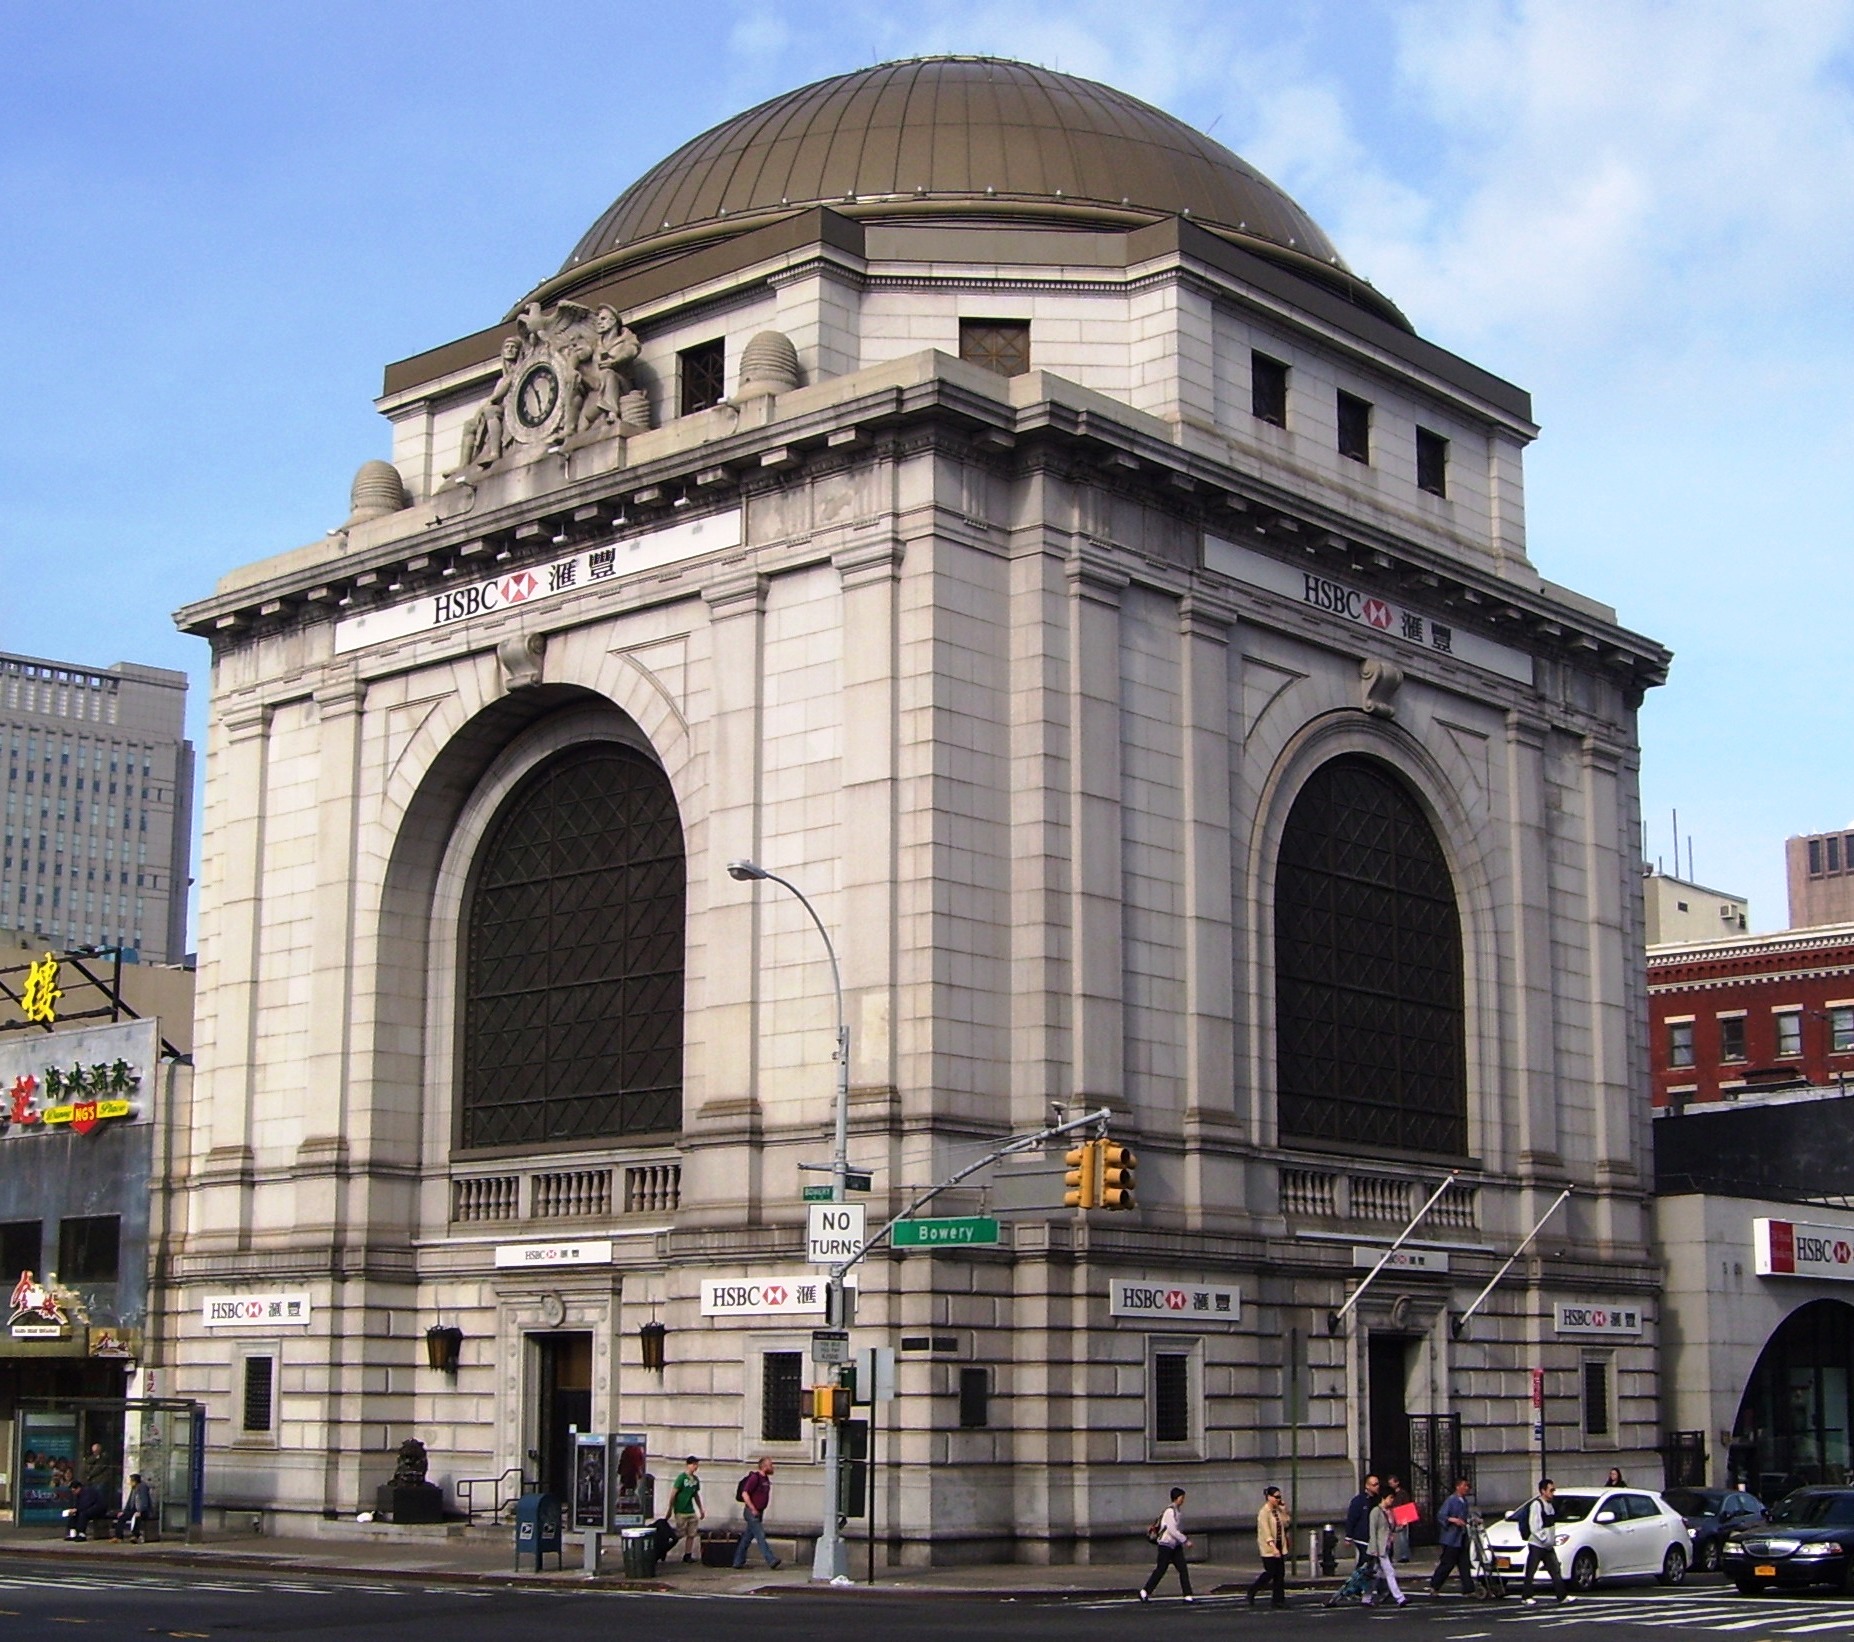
[456, 1467, 527, 1525]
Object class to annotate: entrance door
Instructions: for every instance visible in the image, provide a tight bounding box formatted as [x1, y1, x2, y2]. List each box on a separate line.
[1368, 1334, 1415, 1486]
[531, 1333, 592, 1501]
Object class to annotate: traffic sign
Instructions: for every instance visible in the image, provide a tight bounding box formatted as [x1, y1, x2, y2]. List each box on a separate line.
[811, 1329, 850, 1364]
[802, 1173, 873, 1202]
[807, 1203, 867, 1264]
[891, 1216, 1001, 1247]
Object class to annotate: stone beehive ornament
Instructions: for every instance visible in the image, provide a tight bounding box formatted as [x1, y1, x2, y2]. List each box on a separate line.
[343, 459, 410, 526]
[736, 331, 801, 400]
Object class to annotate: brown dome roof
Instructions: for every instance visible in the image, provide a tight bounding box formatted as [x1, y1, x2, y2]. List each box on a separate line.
[560, 57, 1398, 323]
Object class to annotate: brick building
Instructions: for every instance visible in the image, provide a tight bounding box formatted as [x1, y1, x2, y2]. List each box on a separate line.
[1647, 924, 1854, 1108]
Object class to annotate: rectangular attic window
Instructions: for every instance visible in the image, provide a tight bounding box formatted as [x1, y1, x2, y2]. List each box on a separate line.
[1337, 391, 1372, 463]
[678, 339, 726, 416]
[959, 319, 1031, 378]
[1252, 353, 1289, 426]
[1416, 427, 1449, 496]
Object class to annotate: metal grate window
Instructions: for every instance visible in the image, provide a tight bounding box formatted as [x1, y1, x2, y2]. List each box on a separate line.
[679, 339, 726, 415]
[1275, 756, 1466, 1157]
[958, 1366, 991, 1429]
[242, 1354, 275, 1434]
[762, 1351, 803, 1443]
[1582, 1358, 1612, 1438]
[958, 319, 1030, 378]
[1153, 1352, 1192, 1445]
[460, 744, 684, 1151]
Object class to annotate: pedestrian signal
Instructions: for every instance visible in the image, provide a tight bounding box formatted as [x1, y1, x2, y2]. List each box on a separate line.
[1063, 1139, 1100, 1209]
[1098, 1141, 1136, 1210]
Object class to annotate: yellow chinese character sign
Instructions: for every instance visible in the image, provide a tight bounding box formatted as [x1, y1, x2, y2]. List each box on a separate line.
[20, 955, 61, 1025]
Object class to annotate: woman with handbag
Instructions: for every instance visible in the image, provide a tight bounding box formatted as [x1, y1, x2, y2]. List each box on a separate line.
[1139, 1487, 1194, 1602]
[1364, 1485, 1410, 1607]
[1387, 1474, 1418, 1562]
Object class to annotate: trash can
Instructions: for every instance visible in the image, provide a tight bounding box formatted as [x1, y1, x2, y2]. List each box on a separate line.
[620, 1524, 659, 1578]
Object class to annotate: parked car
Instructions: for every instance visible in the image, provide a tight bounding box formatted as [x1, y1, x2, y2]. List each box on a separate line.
[1722, 1487, 1854, 1594]
[1482, 1488, 1693, 1591]
[1663, 1487, 1766, 1572]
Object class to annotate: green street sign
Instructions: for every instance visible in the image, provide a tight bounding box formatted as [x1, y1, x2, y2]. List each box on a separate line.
[803, 1173, 873, 1203]
[803, 1185, 833, 1202]
[891, 1216, 1001, 1247]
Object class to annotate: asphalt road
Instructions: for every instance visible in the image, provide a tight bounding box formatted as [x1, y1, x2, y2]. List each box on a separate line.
[3, 1561, 1854, 1641]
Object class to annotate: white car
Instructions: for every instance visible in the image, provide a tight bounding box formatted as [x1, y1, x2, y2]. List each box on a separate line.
[1482, 1487, 1693, 1591]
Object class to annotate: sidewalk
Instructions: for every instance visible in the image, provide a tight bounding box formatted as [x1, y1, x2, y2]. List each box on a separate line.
[0, 1520, 1293, 1597]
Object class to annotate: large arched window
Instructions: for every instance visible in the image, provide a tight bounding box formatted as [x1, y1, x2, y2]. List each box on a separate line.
[1274, 754, 1466, 1156]
[459, 742, 684, 1151]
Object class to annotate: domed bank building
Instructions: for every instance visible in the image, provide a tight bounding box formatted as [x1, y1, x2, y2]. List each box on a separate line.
[174, 60, 1670, 1559]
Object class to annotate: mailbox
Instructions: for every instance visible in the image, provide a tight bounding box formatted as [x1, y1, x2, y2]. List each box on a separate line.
[514, 1491, 562, 1572]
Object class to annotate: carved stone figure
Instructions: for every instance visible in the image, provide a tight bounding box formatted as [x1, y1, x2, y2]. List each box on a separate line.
[391, 1438, 430, 1487]
[375, 1436, 443, 1523]
[583, 305, 642, 433]
[454, 337, 522, 475]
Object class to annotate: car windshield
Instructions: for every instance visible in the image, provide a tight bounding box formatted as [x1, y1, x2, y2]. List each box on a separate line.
[1665, 1490, 1721, 1519]
[1549, 1494, 1597, 1524]
[1767, 1493, 1854, 1528]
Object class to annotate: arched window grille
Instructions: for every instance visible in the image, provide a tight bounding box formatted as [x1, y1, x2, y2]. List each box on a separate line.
[1274, 754, 1466, 1157]
[459, 743, 684, 1150]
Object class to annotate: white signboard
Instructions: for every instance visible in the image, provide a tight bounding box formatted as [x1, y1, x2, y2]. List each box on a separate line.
[333, 508, 742, 654]
[493, 1240, 613, 1269]
[202, 1292, 313, 1328]
[1754, 1217, 1854, 1281]
[1554, 1302, 1644, 1336]
[1204, 535, 1534, 686]
[1108, 1278, 1242, 1322]
[1352, 1245, 1452, 1274]
[807, 1203, 867, 1265]
[699, 1275, 853, 1317]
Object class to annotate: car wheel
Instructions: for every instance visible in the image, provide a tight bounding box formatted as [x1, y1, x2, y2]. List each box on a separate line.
[1699, 1539, 1720, 1573]
[1658, 1545, 1688, 1587]
[1571, 1549, 1599, 1592]
[1733, 1578, 1765, 1596]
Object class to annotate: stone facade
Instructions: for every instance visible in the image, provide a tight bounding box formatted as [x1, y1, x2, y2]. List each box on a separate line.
[170, 68, 1669, 1559]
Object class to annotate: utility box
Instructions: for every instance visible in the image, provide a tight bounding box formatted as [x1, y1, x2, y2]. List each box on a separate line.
[514, 1492, 562, 1572]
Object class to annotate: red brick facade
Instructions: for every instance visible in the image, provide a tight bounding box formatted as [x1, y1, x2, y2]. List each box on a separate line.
[1648, 925, 1854, 1107]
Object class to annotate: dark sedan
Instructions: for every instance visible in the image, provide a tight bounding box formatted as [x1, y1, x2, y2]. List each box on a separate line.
[1665, 1487, 1765, 1573]
[1723, 1488, 1854, 1593]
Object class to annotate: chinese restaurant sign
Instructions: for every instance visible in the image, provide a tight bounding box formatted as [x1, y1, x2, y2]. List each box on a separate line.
[0, 1018, 157, 1140]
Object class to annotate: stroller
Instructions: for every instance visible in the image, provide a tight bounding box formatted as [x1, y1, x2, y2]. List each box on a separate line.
[1325, 1545, 1380, 1607]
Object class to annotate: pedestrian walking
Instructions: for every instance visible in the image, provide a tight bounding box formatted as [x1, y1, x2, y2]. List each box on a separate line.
[1246, 1485, 1291, 1608]
[1387, 1474, 1416, 1562]
[670, 1456, 704, 1562]
[1139, 1487, 1194, 1602]
[1363, 1485, 1408, 1607]
[730, 1456, 781, 1570]
[1517, 1479, 1570, 1605]
[1427, 1478, 1474, 1596]
[1604, 1467, 1627, 1488]
[1344, 1472, 1380, 1573]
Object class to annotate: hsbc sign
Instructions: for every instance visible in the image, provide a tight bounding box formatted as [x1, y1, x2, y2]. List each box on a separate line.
[1755, 1217, 1854, 1281]
[1553, 1302, 1644, 1336]
[699, 1275, 856, 1317]
[1108, 1278, 1241, 1323]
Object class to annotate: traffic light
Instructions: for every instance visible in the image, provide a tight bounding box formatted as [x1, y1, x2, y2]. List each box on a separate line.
[1064, 1139, 1100, 1209]
[1098, 1141, 1136, 1210]
[806, 1383, 849, 1422]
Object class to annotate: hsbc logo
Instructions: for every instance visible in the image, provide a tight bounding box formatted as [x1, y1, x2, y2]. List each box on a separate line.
[1756, 1218, 1854, 1282]
[1362, 598, 1393, 629]
[1108, 1278, 1242, 1322]
[499, 571, 539, 603]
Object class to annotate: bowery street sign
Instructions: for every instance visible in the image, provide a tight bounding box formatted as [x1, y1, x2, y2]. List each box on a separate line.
[892, 1216, 1001, 1247]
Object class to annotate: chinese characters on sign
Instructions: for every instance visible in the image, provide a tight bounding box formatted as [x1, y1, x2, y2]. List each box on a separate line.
[699, 1275, 856, 1317]
[1107, 1278, 1243, 1322]
[0, 1019, 153, 1140]
[492, 1241, 615, 1269]
[20, 954, 61, 1024]
[201, 1293, 314, 1328]
[1553, 1302, 1644, 1336]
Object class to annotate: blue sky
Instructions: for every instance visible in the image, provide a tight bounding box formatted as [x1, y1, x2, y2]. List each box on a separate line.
[3, 1, 1850, 930]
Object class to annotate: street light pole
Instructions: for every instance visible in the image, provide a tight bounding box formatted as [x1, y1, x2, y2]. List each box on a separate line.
[727, 859, 851, 1583]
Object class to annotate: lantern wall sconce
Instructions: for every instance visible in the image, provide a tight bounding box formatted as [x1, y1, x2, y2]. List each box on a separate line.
[639, 1320, 667, 1373]
[425, 1324, 465, 1375]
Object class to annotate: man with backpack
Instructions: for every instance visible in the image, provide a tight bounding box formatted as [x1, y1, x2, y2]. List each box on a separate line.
[730, 1456, 780, 1569]
[1516, 1479, 1570, 1605]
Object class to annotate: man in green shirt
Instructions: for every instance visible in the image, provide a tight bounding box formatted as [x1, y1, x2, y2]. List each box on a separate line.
[670, 1457, 704, 1562]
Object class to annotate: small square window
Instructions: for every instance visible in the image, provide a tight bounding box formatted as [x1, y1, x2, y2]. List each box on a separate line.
[242, 1353, 275, 1434]
[761, 1350, 803, 1443]
[1416, 428, 1448, 496]
[1251, 353, 1288, 426]
[958, 1366, 991, 1429]
[678, 339, 726, 416]
[1831, 1006, 1854, 1055]
[0, 1219, 41, 1278]
[1337, 391, 1372, 463]
[1152, 1351, 1192, 1445]
[1776, 1012, 1803, 1058]
[958, 319, 1031, 378]
[1667, 1021, 1695, 1069]
[1719, 1016, 1748, 1062]
[58, 1215, 119, 1283]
